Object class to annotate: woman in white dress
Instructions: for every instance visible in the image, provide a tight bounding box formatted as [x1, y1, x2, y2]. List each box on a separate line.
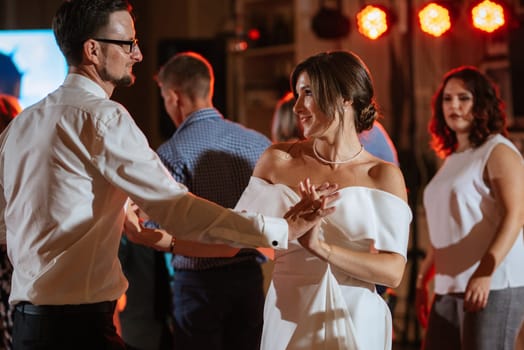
[235, 51, 412, 349]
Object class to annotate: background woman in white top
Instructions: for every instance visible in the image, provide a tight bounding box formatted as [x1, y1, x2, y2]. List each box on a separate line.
[417, 66, 524, 349]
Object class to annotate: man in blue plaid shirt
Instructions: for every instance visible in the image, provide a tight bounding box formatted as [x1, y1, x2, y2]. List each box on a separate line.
[155, 51, 271, 350]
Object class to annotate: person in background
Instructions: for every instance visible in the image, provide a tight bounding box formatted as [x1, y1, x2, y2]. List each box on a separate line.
[0, 94, 21, 350]
[0, 54, 22, 98]
[359, 120, 399, 166]
[235, 50, 412, 349]
[271, 91, 302, 143]
[0, 95, 20, 132]
[0, 1, 336, 349]
[117, 237, 174, 350]
[416, 66, 524, 349]
[153, 51, 271, 350]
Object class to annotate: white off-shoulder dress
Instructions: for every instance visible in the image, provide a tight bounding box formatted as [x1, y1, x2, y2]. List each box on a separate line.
[235, 177, 412, 350]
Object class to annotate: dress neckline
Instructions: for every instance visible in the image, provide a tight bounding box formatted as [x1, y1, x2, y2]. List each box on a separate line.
[249, 176, 409, 205]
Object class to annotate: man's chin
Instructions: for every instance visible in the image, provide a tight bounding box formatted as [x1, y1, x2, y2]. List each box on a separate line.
[115, 75, 135, 87]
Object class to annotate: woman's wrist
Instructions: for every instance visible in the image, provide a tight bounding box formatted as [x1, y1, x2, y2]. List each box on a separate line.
[320, 241, 332, 262]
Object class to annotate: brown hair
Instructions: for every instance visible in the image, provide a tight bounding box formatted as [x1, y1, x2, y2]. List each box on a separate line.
[290, 50, 377, 133]
[156, 52, 214, 102]
[429, 66, 507, 158]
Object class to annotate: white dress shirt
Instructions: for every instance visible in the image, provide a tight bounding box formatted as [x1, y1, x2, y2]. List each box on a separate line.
[0, 74, 288, 305]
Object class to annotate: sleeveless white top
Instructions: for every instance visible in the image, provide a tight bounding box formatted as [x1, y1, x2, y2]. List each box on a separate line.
[423, 134, 524, 294]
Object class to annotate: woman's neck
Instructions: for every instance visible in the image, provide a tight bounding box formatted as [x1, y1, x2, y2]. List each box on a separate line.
[312, 138, 363, 165]
[455, 133, 471, 153]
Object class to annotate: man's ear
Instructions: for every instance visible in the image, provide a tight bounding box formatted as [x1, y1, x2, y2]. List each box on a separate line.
[83, 39, 101, 64]
[165, 88, 179, 106]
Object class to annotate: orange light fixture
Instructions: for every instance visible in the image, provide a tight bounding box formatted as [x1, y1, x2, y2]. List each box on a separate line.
[471, 0, 505, 33]
[418, 3, 452, 37]
[356, 5, 390, 40]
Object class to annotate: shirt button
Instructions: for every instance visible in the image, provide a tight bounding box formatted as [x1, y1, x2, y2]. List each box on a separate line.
[272, 240, 278, 247]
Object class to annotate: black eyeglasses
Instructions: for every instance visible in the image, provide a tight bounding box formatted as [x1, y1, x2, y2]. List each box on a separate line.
[93, 38, 138, 53]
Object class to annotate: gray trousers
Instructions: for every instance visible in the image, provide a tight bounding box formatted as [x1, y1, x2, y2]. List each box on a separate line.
[424, 286, 524, 350]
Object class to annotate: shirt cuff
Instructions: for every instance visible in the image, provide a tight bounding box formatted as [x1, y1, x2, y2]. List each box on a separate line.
[262, 216, 288, 250]
[206, 211, 289, 250]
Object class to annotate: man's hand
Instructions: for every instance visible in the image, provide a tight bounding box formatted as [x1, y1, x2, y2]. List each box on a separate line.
[285, 178, 338, 241]
[123, 201, 142, 237]
[123, 201, 171, 250]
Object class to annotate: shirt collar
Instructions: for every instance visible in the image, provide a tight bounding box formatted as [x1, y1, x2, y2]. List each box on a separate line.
[63, 73, 109, 99]
[177, 107, 222, 131]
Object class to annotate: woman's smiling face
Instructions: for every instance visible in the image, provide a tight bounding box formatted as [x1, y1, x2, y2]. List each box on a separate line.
[293, 71, 334, 139]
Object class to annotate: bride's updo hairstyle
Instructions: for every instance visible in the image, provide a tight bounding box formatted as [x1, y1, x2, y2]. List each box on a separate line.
[290, 50, 378, 133]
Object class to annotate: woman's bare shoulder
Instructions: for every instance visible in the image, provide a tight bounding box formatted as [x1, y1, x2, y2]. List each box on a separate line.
[367, 160, 408, 201]
[253, 140, 309, 179]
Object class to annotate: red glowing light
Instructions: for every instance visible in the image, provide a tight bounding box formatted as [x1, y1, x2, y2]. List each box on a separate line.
[418, 3, 452, 37]
[471, 0, 505, 33]
[356, 5, 390, 40]
[247, 28, 261, 41]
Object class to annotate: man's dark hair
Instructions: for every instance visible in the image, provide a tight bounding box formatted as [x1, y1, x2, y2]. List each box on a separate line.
[52, 0, 132, 66]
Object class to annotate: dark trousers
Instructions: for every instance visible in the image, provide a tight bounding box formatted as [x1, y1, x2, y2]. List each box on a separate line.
[173, 261, 265, 350]
[12, 302, 125, 350]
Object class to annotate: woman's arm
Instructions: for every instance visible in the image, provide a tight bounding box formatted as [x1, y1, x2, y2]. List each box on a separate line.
[465, 143, 524, 311]
[311, 239, 406, 288]
[298, 164, 409, 288]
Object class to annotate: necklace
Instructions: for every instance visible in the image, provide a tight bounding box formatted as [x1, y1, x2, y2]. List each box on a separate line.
[312, 142, 364, 165]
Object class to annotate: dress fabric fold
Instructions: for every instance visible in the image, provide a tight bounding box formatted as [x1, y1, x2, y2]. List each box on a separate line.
[235, 177, 412, 350]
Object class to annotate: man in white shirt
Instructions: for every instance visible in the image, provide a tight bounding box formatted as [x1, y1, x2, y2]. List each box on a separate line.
[0, 1, 335, 349]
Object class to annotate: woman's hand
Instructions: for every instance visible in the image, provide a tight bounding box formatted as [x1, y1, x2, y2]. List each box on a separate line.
[284, 178, 339, 240]
[464, 274, 491, 312]
[294, 179, 334, 260]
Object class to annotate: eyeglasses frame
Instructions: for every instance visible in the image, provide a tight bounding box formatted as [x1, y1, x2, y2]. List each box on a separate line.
[92, 38, 139, 53]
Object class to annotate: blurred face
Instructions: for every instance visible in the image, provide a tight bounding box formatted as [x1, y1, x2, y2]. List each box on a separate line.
[293, 72, 333, 138]
[442, 78, 474, 134]
[97, 10, 143, 87]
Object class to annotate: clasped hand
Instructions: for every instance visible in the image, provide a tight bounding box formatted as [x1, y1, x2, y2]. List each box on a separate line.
[284, 178, 339, 241]
[123, 178, 339, 248]
[123, 201, 169, 249]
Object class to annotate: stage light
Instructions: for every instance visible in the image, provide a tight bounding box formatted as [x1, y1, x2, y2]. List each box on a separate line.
[418, 2, 452, 37]
[247, 28, 261, 41]
[356, 5, 391, 40]
[471, 0, 505, 33]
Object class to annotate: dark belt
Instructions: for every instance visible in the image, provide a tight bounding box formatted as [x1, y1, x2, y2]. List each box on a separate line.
[15, 300, 116, 315]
